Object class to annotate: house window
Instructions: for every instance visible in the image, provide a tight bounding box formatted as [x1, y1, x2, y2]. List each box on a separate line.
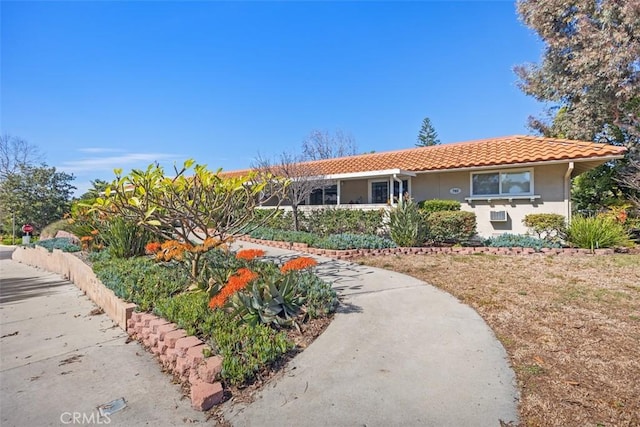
[471, 169, 532, 196]
[309, 184, 338, 205]
[393, 179, 409, 199]
[371, 181, 388, 204]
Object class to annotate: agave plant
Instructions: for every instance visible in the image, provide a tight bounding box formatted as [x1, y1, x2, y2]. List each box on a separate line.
[229, 273, 305, 328]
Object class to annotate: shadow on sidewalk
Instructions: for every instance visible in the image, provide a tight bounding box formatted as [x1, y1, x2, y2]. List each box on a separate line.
[0, 276, 70, 304]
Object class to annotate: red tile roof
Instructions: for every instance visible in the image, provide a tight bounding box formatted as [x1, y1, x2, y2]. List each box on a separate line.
[222, 135, 626, 177]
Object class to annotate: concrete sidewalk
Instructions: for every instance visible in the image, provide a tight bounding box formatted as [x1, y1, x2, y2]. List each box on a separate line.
[0, 246, 207, 427]
[1, 242, 519, 427]
[222, 241, 520, 426]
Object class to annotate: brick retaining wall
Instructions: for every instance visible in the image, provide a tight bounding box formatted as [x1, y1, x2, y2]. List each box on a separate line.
[238, 236, 615, 260]
[11, 246, 136, 329]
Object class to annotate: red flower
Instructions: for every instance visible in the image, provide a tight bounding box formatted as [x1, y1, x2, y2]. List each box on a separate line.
[280, 257, 318, 273]
[145, 242, 162, 254]
[208, 268, 258, 309]
[236, 249, 265, 260]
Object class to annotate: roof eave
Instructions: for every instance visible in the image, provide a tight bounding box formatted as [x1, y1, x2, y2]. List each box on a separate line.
[325, 169, 417, 180]
[413, 154, 626, 174]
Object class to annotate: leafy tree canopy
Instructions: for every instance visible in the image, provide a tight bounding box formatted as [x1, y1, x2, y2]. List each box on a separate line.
[515, 0, 640, 210]
[515, 0, 639, 146]
[0, 164, 76, 233]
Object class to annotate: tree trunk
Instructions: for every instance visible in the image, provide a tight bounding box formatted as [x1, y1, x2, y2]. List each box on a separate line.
[292, 204, 300, 232]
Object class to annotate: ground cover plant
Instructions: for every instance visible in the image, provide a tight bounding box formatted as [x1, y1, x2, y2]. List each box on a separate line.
[358, 253, 640, 426]
[35, 237, 79, 252]
[89, 245, 338, 389]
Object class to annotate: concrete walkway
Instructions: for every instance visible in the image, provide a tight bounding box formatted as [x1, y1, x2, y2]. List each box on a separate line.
[1, 242, 519, 426]
[0, 246, 207, 427]
[222, 241, 519, 426]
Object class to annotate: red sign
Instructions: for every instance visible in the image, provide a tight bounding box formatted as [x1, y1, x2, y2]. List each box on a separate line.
[22, 224, 34, 233]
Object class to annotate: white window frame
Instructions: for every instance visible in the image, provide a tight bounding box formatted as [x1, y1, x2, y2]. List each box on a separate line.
[470, 168, 534, 197]
[368, 179, 390, 204]
[367, 178, 412, 204]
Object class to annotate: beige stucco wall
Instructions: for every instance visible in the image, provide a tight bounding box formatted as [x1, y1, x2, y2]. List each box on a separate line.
[333, 163, 571, 238]
[260, 163, 572, 238]
[339, 180, 368, 204]
[411, 163, 570, 237]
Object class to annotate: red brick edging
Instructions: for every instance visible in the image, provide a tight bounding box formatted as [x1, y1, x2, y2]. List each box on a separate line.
[238, 236, 616, 260]
[127, 312, 224, 411]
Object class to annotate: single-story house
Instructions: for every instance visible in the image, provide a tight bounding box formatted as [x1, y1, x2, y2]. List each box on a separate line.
[226, 135, 626, 237]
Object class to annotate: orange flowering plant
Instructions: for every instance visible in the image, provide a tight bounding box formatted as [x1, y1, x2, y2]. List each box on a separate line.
[236, 249, 266, 261]
[280, 257, 318, 273]
[206, 253, 336, 328]
[208, 268, 259, 309]
[151, 236, 231, 283]
[145, 241, 162, 254]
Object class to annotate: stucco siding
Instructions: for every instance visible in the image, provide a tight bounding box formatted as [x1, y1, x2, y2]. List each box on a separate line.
[340, 180, 368, 204]
[414, 164, 570, 237]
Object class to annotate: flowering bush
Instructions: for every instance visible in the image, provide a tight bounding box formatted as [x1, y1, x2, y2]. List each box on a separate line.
[208, 268, 258, 309]
[280, 257, 318, 273]
[153, 237, 228, 280]
[236, 249, 265, 261]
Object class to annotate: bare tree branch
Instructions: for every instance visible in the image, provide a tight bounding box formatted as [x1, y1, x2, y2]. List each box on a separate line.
[302, 129, 357, 160]
[0, 134, 44, 180]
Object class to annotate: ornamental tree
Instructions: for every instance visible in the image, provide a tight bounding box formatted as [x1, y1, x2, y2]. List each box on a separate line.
[91, 159, 287, 279]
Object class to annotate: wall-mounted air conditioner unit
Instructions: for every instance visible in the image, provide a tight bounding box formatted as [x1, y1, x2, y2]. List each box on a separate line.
[489, 210, 508, 222]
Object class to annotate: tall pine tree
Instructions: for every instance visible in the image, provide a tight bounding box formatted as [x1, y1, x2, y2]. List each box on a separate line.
[416, 117, 440, 147]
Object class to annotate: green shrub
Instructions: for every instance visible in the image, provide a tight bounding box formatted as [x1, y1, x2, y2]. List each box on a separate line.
[247, 227, 319, 246]
[625, 216, 640, 243]
[314, 233, 396, 250]
[522, 213, 566, 241]
[484, 234, 562, 250]
[296, 272, 338, 319]
[101, 217, 153, 258]
[425, 211, 476, 244]
[304, 208, 384, 237]
[92, 254, 188, 311]
[389, 199, 426, 247]
[35, 237, 80, 253]
[250, 209, 295, 231]
[418, 199, 461, 214]
[567, 215, 631, 251]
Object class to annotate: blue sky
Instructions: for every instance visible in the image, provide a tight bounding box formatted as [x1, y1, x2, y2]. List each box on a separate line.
[1, 1, 545, 196]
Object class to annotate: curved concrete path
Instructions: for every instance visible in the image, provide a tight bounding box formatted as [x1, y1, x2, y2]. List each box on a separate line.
[223, 242, 519, 426]
[0, 246, 207, 427]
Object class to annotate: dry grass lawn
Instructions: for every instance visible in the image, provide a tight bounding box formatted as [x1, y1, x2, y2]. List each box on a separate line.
[357, 253, 640, 427]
